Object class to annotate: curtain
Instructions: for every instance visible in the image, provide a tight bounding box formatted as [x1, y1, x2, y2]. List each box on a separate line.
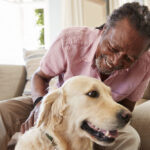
[0, 1, 24, 64]
[109, 0, 120, 14]
[0, 0, 45, 64]
[62, 0, 84, 28]
[144, 0, 150, 8]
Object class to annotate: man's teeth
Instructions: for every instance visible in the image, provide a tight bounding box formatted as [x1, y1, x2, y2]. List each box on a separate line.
[105, 131, 109, 136]
[105, 59, 112, 68]
[105, 131, 113, 138]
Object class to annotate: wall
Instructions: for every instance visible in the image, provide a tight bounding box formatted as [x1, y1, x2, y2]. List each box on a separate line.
[83, 0, 107, 27]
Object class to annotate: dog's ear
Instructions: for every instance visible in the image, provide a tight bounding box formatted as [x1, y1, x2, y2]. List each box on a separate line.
[36, 88, 67, 129]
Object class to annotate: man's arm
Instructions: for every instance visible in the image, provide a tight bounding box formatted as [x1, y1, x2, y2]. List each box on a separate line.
[118, 98, 136, 112]
[20, 68, 52, 133]
[31, 68, 52, 103]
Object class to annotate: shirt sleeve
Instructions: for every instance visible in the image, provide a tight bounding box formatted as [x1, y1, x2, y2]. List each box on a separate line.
[126, 51, 150, 102]
[126, 71, 150, 102]
[40, 31, 66, 77]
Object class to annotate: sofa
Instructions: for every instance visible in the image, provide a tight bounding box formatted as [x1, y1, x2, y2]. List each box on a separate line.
[0, 49, 150, 150]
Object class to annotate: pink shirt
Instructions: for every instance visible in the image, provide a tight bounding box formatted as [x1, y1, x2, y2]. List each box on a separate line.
[40, 27, 150, 102]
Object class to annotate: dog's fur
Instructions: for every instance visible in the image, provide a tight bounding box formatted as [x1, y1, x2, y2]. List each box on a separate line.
[15, 76, 131, 150]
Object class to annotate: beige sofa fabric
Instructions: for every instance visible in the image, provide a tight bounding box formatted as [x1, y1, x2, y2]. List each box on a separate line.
[132, 101, 150, 150]
[0, 65, 26, 101]
[136, 81, 150, 105]
[143, 82, 150, 100]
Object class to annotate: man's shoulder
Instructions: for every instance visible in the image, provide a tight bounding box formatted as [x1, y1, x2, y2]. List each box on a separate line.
[139, 50, 150, 64]
[61, 26, 93, 35]
[59, 27, 101, 45]
[132, 50, 150, 73]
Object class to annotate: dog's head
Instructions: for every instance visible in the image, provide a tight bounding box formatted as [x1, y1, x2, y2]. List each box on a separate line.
[37, 76, 131, 146]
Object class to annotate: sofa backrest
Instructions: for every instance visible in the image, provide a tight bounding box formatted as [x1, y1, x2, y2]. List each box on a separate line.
[0, 65, 26, 101]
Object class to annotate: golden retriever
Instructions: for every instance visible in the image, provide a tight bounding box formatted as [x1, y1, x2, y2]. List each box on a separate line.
[15, 76, 131, 150]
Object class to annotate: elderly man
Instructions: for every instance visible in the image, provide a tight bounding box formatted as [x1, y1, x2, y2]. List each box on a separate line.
[0, 2, 150, 150]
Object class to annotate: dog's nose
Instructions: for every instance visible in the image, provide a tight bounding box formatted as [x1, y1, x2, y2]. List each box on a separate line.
[117, 110, 132, 125]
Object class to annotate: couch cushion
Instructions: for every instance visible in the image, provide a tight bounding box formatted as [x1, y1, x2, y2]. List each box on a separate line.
[132, 101, 150, 150]
[0, 65, 26, 100]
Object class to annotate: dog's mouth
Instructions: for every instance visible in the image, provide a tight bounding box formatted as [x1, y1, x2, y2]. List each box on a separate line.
[81, 120, 118, 143]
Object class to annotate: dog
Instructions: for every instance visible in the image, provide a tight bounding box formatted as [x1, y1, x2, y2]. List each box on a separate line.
[15, 76, 131, 150]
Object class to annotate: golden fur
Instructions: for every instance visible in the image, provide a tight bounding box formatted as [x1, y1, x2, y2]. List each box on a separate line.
[15, 76, 131, 150]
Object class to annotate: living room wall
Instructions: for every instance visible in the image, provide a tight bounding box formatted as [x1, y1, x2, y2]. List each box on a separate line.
[83, 0, 107, 27]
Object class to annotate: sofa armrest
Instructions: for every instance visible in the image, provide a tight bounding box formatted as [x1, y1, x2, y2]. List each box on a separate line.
[0, 65, 26, 101]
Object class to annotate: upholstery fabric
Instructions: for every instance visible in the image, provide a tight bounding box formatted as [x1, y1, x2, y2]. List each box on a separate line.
[131, 101, 150, 150]
[0, 65, 26, 100]
[143, 82, 150, 99]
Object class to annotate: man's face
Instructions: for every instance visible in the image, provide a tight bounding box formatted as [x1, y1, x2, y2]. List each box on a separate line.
[95, 19, 149, 75]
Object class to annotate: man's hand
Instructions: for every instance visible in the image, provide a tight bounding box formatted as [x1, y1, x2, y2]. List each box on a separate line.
[21, 68, 51, 134]
[20, 102, 41, 134]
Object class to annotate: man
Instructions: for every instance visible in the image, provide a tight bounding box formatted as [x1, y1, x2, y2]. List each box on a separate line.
[0, 2, 150, 150]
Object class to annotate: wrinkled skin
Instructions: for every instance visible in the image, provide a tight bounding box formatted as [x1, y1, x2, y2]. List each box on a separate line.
[20, 102, 41, 133]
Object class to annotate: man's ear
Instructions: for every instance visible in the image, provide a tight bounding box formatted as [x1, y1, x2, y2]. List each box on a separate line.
[36, 88, 67, 129]
[101, 24, 109, 34]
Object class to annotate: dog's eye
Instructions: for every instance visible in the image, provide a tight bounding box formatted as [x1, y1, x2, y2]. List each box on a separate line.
[86, 91, 99, 98]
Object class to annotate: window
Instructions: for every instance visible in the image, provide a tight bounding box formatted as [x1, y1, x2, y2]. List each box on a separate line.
[0, 1, 45, 65]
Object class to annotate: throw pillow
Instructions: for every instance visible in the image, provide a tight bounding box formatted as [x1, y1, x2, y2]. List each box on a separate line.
[23, 48, 58, 96]
[23, 48, 46, 96]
